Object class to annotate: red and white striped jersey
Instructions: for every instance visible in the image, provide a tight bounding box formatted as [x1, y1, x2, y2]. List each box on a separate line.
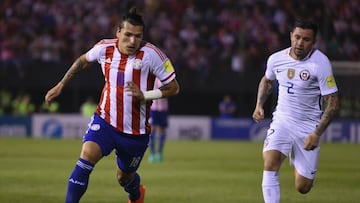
[85, 39, 176, 135]
[150, 78, 168, 112]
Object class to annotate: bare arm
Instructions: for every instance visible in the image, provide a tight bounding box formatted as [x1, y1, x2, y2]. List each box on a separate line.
[59, 54, 90, 86]
[158, 79, 180, 98]
[45, 54, 90, 104]
[125, 78, 180, 101]
[304, 92, 339, 150]
[315, 92, 339, 136]
[252, 76, 274, 123]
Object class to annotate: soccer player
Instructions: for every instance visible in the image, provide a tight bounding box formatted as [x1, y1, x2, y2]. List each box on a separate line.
[252, 20, 339, 203]
[45, 7, 180, 203]
[148, 78, 169, 163]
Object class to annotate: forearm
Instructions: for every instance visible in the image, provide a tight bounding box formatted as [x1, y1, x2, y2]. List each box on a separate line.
[256, 76, 273, 107]
[158, 79, 180, 98]
[142, 79, 180, 101]
[60, 55, 89, 86]
[314, 92, 339, 136]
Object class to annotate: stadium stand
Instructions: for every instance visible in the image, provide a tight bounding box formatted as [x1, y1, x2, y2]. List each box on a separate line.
[1, 0, 359, 116]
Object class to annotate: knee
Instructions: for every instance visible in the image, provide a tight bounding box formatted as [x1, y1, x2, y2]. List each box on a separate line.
[80, 141, 102, 164]
[295, 182, 312, 194]
[116, 168, 134, 186]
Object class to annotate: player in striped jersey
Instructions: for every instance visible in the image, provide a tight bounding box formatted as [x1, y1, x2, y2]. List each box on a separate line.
[252, 20, 339, 203]
[148, 78, 169, 163]
[45, 7, 179, 203]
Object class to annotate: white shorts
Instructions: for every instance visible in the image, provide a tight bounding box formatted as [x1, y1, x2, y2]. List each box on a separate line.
[263, 120, 320, 179]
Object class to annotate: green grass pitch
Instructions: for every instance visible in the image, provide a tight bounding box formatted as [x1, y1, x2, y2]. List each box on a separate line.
[0, 137, 359, 203]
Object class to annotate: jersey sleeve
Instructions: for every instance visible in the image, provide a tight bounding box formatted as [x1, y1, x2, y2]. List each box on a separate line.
[265, 54, 276, 80]
[85, 40, 104, 62]
[147, 46, 176, 85]
[317, 55, 338, 96]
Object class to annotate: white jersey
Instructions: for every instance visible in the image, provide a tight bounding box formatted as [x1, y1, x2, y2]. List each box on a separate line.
[150, 78, 168, 112]
[85, 39, 176, 135]
[265, 47, 338, 127]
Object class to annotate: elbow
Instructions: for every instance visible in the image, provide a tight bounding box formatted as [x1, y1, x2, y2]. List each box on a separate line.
[172, 79, 180, 96]
[174, 85, 180, 95]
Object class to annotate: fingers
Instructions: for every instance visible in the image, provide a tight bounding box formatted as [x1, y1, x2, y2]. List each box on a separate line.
[304, 144, 317, 151]
[44, 92, 52, 105]
[303, 138, 318, 151]
[252, 111, 264, 123]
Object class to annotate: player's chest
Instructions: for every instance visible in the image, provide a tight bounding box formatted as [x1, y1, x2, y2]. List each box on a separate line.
[275, 65, 318, 88]
[101, 55, 149, 73]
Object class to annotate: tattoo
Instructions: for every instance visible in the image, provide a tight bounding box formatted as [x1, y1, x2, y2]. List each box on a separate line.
[315, 92, 339, 136]
[60, 56, 87, 85]
[159, 84, 169, 91]
[256, 76, 274, 106]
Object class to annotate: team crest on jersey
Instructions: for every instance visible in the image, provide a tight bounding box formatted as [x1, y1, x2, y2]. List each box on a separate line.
[299, 70, 310, 81]
[287, 68, 295, 79]
[133, 59, 142, 70]
[90, 124, 100, 131]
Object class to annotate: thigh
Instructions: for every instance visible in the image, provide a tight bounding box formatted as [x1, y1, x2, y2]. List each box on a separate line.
[83, 114, 116, 156]
[263, 123, 292, 156]
[115, 134, 149, 173]
[291, 135, 320, 180]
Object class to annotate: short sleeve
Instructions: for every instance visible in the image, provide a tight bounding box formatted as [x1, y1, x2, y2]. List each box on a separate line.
[265, 54, 276, 80]
[317, 56, 338, 96]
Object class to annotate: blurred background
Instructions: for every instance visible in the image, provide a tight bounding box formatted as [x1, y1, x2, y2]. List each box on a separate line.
[1, 0, 360, 118]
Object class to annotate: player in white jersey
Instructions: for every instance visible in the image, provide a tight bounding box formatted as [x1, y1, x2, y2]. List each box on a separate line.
[45, 7, 179, 203]
[148, 78, 169, 163]
[252, 20, 339, 203]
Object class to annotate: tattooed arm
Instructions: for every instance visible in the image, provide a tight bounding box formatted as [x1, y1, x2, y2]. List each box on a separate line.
[125, 79, 180, 102]
[59, 55, 90, 86]
[252, 76, 274, 123]
[304, 92, 339, 150]
[45, 54, 90, 104]
[315, 92, 340, 135]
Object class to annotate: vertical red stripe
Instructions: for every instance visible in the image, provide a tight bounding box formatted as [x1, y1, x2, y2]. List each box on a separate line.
[145, 72, 156, 134]
[103, 47, 114, 123]
[117, 54, 128, 132]
[131, 51, 145, 134]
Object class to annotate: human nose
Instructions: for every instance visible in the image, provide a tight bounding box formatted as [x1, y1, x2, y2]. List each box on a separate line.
[129, 36, 136, 44]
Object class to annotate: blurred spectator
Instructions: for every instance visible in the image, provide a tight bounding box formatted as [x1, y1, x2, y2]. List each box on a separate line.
[39, 101, 60, 113]
[2, 0, 360, 114]
[12, 94, 35, 115]
[339, 95, 353, 118]
[80, 96, 97, 117]
[219, 94, 237, 118]
[354, 97, 360, 119]
[0, 88, 12, 115]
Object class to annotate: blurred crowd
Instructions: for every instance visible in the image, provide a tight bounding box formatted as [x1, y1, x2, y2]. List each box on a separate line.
[1, 0, 360, 116]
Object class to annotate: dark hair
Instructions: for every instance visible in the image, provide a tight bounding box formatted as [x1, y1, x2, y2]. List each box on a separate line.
[119, 7, 145, 31]
[293, 19, 318, 38]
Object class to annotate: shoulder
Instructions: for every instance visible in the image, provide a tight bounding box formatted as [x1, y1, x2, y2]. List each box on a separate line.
[92, 39, 117, 49]
[140, 41, 167, 61]
[267, 47, 290, 65]
[311, 49, 330, 61]
[86, 39, 117, 61]
[310, 49, 331, 66]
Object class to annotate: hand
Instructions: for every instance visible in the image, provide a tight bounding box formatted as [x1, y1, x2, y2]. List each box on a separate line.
[45, 83, 64, 105]
[125, 81, 144, 101]
[303, 133, 320, 151]
[252, 106, 264, 123]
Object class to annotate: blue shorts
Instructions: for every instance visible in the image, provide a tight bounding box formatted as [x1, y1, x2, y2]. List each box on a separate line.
[149, 110, 168, 128]
[83, 114, 149, 173]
